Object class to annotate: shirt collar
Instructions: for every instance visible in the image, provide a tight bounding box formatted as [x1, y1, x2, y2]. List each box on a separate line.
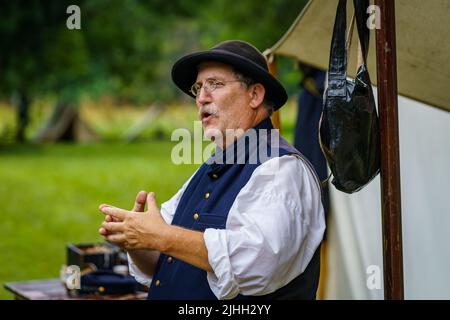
[206, 117, 274, 177]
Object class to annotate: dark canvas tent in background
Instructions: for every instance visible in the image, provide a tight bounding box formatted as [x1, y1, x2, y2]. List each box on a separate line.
[264, 0, 450, 299]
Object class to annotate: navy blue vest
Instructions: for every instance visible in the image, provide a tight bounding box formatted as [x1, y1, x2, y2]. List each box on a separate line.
[148, 117, 322, 300]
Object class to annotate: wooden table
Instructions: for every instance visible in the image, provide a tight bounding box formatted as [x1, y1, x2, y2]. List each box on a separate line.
[4, 279, 148, 300]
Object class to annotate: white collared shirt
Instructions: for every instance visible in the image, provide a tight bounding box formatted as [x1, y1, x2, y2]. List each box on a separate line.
[128, 154, 326, 299]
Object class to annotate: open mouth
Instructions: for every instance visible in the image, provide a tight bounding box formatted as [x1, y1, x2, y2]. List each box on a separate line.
[201, 111, 214, 123]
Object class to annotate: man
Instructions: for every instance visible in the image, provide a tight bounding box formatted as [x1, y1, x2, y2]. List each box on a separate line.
[99, 40, 325, 300]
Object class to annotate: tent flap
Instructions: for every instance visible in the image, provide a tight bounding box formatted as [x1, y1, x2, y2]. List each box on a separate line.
[268, 0, 450, 113]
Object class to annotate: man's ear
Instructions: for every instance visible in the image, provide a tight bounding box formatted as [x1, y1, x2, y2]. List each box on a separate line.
[248, 83, 266, 109]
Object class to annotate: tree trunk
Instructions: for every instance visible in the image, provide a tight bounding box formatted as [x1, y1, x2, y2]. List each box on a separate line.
[15, 92, 30, 143]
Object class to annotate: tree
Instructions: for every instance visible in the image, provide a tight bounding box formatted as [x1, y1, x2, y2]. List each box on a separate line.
[0, 0, 308, 142]
[0, 0, 89, 142]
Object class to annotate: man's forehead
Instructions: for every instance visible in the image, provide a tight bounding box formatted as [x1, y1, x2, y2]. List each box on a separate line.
[196, 61, 234, 80]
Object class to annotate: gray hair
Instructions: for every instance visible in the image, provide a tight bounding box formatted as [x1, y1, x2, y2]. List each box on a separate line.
[232, 69, 275, 116]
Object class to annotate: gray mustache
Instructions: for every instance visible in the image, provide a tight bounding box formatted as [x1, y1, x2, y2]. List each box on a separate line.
[199, 105, 219, 117]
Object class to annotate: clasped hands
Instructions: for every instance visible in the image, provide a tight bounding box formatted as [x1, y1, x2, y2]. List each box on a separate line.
[98, 191, 169, 251]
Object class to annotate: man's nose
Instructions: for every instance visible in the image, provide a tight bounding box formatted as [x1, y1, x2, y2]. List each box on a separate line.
[196, 86, 212, 106]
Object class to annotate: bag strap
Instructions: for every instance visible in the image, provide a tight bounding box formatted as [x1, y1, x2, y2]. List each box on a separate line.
[321, 172, 332, 188]
[346, 12, 356, 55]
[353, 0, 370, 63]
[327, 0, 348, 97]
[327, 0, 370, 97]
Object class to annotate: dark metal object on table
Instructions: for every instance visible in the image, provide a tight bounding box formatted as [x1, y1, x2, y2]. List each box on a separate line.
[67, 242, 121, 271]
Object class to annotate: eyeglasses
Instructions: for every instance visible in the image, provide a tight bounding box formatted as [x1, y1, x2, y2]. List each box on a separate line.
[190, 78, 245, 97]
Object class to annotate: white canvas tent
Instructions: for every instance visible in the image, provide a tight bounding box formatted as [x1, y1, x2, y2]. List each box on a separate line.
[265, 0, 450, 299]
[267, 0, 450, 113]
[325, 94, 450, 299]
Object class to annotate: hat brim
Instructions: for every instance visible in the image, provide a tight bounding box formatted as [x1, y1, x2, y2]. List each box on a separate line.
[171, 49, 288, 110]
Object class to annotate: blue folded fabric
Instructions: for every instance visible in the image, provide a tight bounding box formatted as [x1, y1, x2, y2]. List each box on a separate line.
[80, 270, 140, 295]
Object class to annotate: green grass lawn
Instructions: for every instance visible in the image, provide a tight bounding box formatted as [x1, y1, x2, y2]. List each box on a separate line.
[0, 141, 199, 299]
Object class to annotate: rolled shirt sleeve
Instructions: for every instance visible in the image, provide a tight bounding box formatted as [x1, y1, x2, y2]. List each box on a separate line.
[128, 253, 153, 287]
[204, 155, 326, 299]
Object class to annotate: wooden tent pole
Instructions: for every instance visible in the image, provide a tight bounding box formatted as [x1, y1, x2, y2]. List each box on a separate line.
[267, 55, 282, 131]
[375, 0, 404, 300]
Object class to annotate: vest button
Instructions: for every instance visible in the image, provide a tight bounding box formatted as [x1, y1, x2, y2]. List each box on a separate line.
[155, 279, 161, 286]
[193, 213, 199, 220]
[204, 192, 210, 199]
[212, 173, 218, 179]
[167, 256, 173, 264]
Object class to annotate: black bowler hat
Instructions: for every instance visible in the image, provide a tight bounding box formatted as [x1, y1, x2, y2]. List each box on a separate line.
[171, 40, 288, 110]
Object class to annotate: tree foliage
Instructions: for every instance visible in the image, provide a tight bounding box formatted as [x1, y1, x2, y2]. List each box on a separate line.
[0, 0, 308, 104]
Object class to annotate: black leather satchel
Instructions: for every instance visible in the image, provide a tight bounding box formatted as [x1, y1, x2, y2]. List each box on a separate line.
[319, 0, 380, 193]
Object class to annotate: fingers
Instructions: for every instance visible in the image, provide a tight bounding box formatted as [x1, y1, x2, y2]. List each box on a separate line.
[99, 205, 128, 220]
[99, 205, 125, 238]
[105, 233, 126, 245]
[102, 221, 124, 233]
[99, 204, 111, 211]
[99, 227, 108, 236]
[132, 191, 147, 212]
[99, 220, 123, 236]
[99, 205, 118, 223]
[105, 214, 118, 223]
[146, 192, 159, 213]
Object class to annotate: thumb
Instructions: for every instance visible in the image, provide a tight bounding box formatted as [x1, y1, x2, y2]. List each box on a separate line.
[132, 190, 147, 212]
[146, 192, 159, 213]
